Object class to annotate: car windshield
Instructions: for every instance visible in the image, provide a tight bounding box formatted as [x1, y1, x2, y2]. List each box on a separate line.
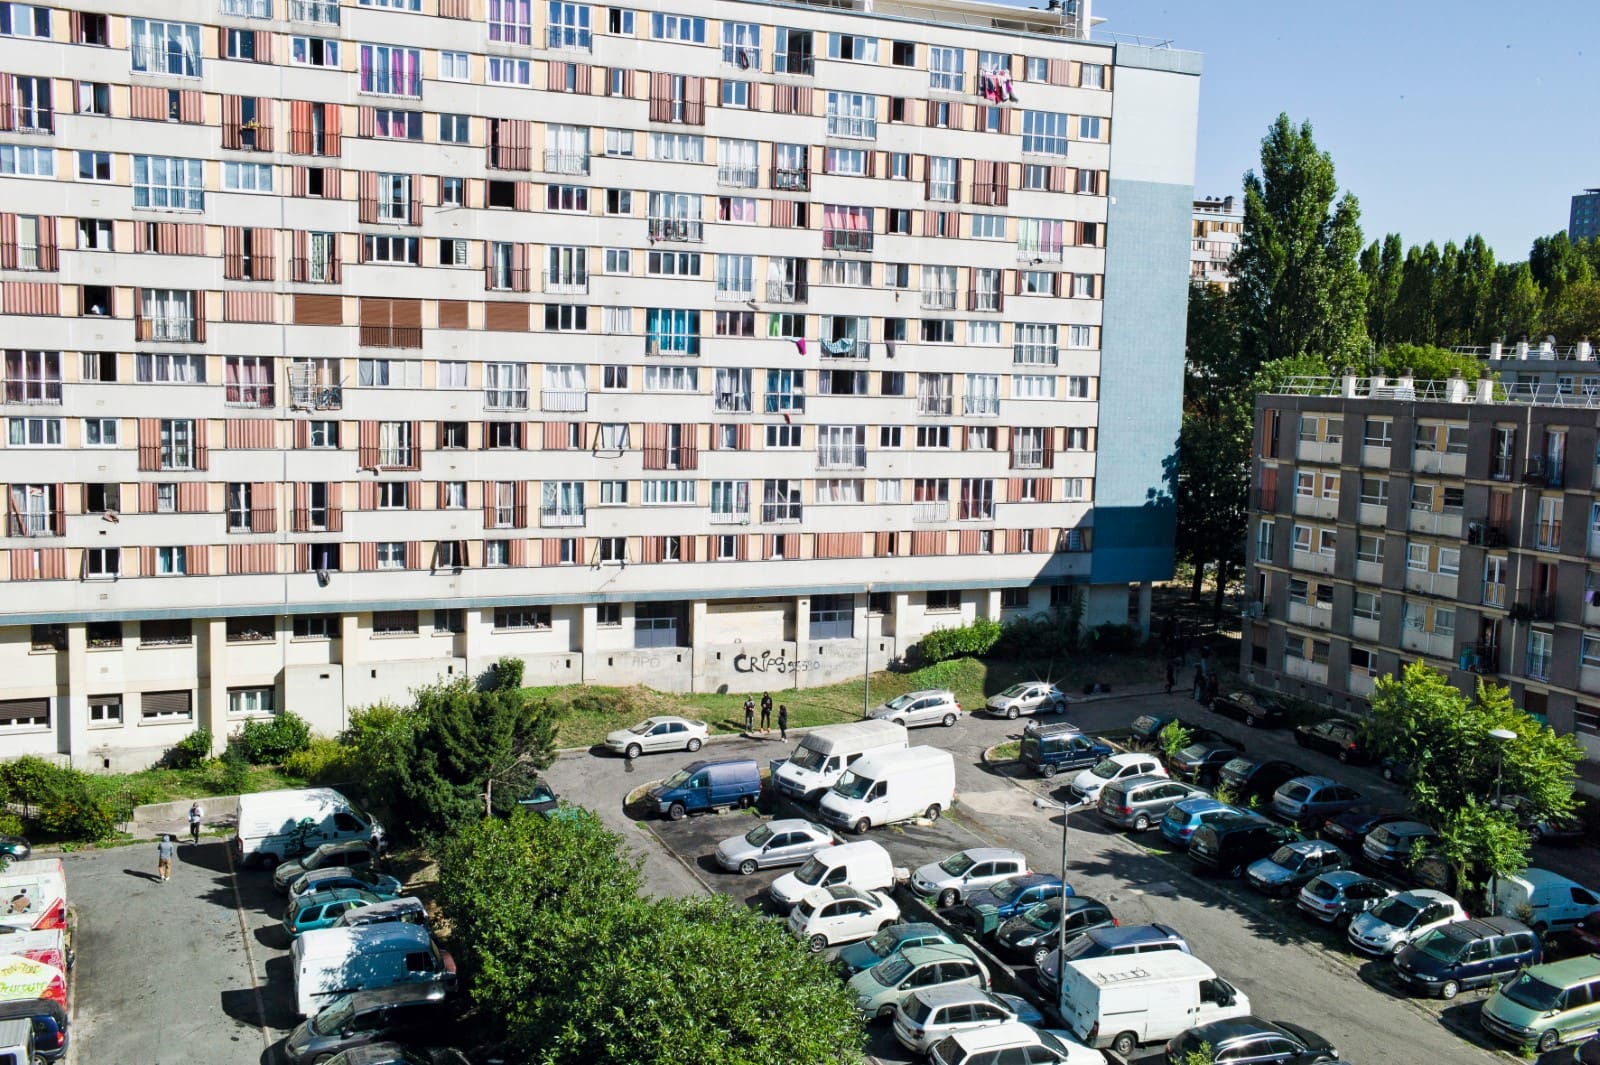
[872, 956, 915, 986]
[1413, 929, 1468, 963]
[939, 852, 977, 877]
[794, 856, 827, 886]
[832, 770, 872, 800]
[1501, 973, 1565, 1011]
[886, 694, 916, 711]
[789, 746, 826, 772]
[865, 928, 902, 956]
[903, 995, 936, 1024]
[309, 994, 355, 1035]
[1269, 846, 1304, 871]
[1372, 897, 1421, 928]
[744, 823, 774, 847]
[1223, 758, 1253, 776]
[1305, 877, 1340, 900]
[1061, 933, 1099, 960]
[1132, 715, 1158, 734]
[988, 878, 1028, 903]
[1022, 901, 1058, 930]
[999, 683, 1031, 698]
[304, 845, 336, 870]
[1282, 784, 1311, 802]
[1090, 758, 1121, 780]
[628, 720, 658, 736]
[659, 769, 691, 790]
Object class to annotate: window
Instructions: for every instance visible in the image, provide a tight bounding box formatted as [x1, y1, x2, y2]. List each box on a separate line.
[372, 609, 418, 635]
[228, 688, 274, 717]
[646, 309, 699, 355]
[131, 19, 202, 76]
[642, 365, 697, 393]
[766, 425, 802, 449]
[0, 145, 52, 178]
[8, 416, 60, 447]
[495, 607, 551, 631]
[710, 480, 749, 520]
[547, 1, 591, 49]
[140, 690, 193, 722]
[542, 481, 585, 525]
[488, 0, 532, 43]
[438, 113, 469, 144]
[133, 156, 205, 210]
[1078, 115, 1104, 140]
[651, 12, 705, 42]
[929, 45, 964, 91]
[440, 177, 464, 207]
[926, 590, 959, 611]
[359, 44, 422, 96]
[1021, 111, 1069, 156]
[358, 359, 421, 388]
[1357, 535, 1384, 563]
[765, 369, 805, 413]
[1014, 323, 1059, 366]
[84, 547, 120, 579]
[377, 420, 413, 467]
[825, 92, 877, 140]
[308, 421, 338, 448]
[1018, 218, 1064, 261]
[642, 480, 696, 506]
[222, 161, 274, 193]
[438, 49, 468, 80]
[363, 235, 417, 264]
[11, 75, 51, 133]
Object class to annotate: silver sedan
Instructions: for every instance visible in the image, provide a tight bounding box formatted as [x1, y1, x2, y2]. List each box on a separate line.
[715, 819, 838, 875]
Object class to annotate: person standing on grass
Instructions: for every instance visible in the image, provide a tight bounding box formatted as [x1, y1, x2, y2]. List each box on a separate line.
[157, 834, 175, 882]
[778, 704, 789, 741]
[743, 695, 756, 734]
[759, 692, 773, 734]
[188, 802, 203, 844]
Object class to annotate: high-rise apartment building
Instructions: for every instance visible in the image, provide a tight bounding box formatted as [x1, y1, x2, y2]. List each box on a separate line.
[1190, 193, 1240, 289]
[1244, 371, 1600, 772]
[1571, 188, 1600, 242]
[0, 0, 1198, 767]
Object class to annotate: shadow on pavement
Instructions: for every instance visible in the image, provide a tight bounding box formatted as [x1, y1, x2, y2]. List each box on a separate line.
[180, 840, 235, 875]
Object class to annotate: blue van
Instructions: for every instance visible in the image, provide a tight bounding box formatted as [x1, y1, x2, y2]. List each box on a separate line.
[650, 759, 762, 820]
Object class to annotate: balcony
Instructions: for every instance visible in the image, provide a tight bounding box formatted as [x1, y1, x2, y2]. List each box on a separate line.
[1017, 246, 1064, 264]
[1483, 583, 1508, 610]
[543, 150, 589, 176]
[1290, 548, 1334, 575]
[1355, 560, 1383, 584]
[1292, 494, 1338, 520]
[1510, 594, 1556, 622]
[1400, 628, 1454, 660]
[1011, 449, 1044, 470]
[221, 0, 272, 15]
[1584, 591, 1600, 627]
[648, 218, 703, 243]
[1467, 520, 1510, 548]
[1283, 657, 1329, 684]
[1412, 449, 1467, 476]
[541, 389, 587, 412]
[714, 287, 755, 303]
[6, 513, 58, 538]
[1407, 508, 1463, 538]
[137, 315, 197, 343]
[1286, 602, 1333, 630]
[1351, 616, 1380, 642]
[1357, 502, 1387, 526]
[1535, 522, 1563, 552]
[1347, 670, 1375, 698]
[766, 280, 807, 304]
[1525, 655, 1553, 683]
[224, 385, 275, 408]
[917, 396, 953, 416]
[1361, 445, 1390, 468]
[1296, 439, 1342, 464]
[816, 445, 867, 470]
[825, 116, 877, 140]
[717, 166, 759, 188]
[542, 272, 589, 295]
[1404, 570, 1459, 599]
[540, 511, 585, 528]
[358, 325, 421, 349]
[487, 145, 530, 171]
[920, 290, 957, 311]
[288, 0, 338, 22]
[2, 380, 61, 405]
[710, 510, 749, 525]
[823, 230, 874, 253]
[762, 502, 803, 524]
[912, 502, 949, 523]
[771, 167, 810, 192]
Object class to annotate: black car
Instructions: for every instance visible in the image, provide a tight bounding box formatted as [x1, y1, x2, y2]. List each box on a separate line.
[1166, 1016, 1337, 1064]
[1319, 802, 1410, 848]
[1218, 758, 1305, 804]
[993, 896, 1116, 967]
[323, 1045, 470, 1065]
[1392, 916, 1541, 1000]
[283, 984, 454, 1065]
[1129, 714, 1191, 751]
[1293, 718, 1370, 764]
[1168, 741, 1244, 786]
[1188, 814, 1302, 879]
[1490, 794, 1587, 843]
[1211, 691, 1289, 728]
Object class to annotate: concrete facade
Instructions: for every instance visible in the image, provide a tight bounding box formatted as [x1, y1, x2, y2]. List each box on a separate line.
[1190, 194, 1240, 289]
[0, 0, 1197, 768]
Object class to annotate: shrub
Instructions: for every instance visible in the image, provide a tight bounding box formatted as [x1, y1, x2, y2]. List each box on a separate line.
[1084, 622, 1143, 654]
[917, 618, 1003, 664]
[236, 711, 312, 764]
[992, 605, 1079, 659]
[216, 741, 252, 795]
[283, 737, 353, 784]
[0, 757, 119, 842]
[1159, 720, 1194, 762]
[164, 728, 213, 770]
[492, 655, 526, 691]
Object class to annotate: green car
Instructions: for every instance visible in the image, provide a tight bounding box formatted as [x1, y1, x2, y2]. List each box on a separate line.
[282, 888, 382, 939]
[1481, 955, 1600, 1053]
[847, 945, 990, 1021]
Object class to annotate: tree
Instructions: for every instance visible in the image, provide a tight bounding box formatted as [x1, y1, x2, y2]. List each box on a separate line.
[1360, 234, 1403, 349]
[1541, 279, 1600, 343]
[1492, 261, 1544, 340]
[1391, 241, 1442, 345]
[1431, 798, 1528, 903]
[1369, 343, 1483, 383]
[1232, 114, 1367, 369]
[1175, 406, 1251, 605]
[436, 811, 866, 1065]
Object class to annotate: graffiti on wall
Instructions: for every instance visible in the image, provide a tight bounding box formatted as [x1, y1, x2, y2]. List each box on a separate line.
[732, 649, 821, 675]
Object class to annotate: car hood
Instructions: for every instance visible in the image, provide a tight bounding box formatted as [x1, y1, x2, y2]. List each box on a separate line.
[1247, 860, 1295, 883]
[715, 837, 756, 862]
[1069, 771, 1105, 794]
[272, 859, 308, 886]
[911, 863, 952, 889]
[997, 915, 1051, 944]
[1348, 912, 1402, 942]
[1393, 944, 1456, 977]
[985, 695, 1019, 707]
[834, 940, 885, 973]
[604, 728, 637, 746]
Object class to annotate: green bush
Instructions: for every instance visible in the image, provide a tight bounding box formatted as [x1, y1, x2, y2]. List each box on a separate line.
[1084, 622, 1143, 654]
[216, 741, 252, 795]
[0, 756, 119, 842]
[492, 655, 526, 691]
[164, 728, 213, 770]
[283, 736, 353, 784]
[237, 711, 312, 764]
[992, 604, 1080, 659]
[918, 618, 1004, 664]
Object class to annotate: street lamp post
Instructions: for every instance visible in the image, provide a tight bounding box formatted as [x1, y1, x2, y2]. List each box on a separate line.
[862, 583, 873, 719]
[1033, 795, 1071, 1012]
[1487, 727, 1517, 912]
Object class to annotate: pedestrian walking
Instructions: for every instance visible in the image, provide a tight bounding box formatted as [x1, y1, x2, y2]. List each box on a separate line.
[1206, 673, 1220, 704]
[188, 801, 203, 844]
[1164, 660, 1175, 696]
[777, 704, 789, 740]
[157, 834, 175, 882]
[1191, 665, 1205, 702]
[743, 695, 755, 734]
[759, 692, 773, 733]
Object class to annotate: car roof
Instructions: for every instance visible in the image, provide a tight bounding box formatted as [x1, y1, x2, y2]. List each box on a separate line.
[908, 984, 1002, 1008]
[302, 866, 372, 883]
[1173, 797, 1231, 813]
[1110, 773, 1179, 791]
[1026, 720, 1090, 737]
[1191, 1016, 1281, 1043]
[899, 944, 979, 965]
[1285, 839, 1339, 855]
[1085, 922, 1183, 946]
[955, 847, 1025, 863]
[1001, 873, 1059, 888]
[818, 884, 874, 903]
[905, 689, 955, 698]
[1105, 752, 1155, 764]
[887, 922, 945, 938]
[1283, 775, 1338, 788]
[942, 1020, 1040, 1052]
[1435, 916, 1531, 942]
[293, 888, 380, 911]
[334, 981, 451, 1011]
[1383, 821, 1436, 835]
[1394, 889, 1454, 905]
[1315, 869, 1377, 887]
[765, 818, 823, 833]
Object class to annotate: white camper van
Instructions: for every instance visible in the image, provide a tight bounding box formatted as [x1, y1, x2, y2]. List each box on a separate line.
[1057, 952, 1251, 1058]
[773, 720, 908, 802]
[290, 922, 455, 1017]
[235, 788, 387, 868]
[818, 746, 956, 834]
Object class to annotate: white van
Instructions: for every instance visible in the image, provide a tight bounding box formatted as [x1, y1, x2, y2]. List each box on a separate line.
[290, 922, 455, 1017]
[1494, 868, 1600, 936]
[768, 840, 905, 910]
[773, 720, 908, 802]
[235, 788, 387, 868]
[1057, 951, 1251, 1058]
[818, 747, 956, 834]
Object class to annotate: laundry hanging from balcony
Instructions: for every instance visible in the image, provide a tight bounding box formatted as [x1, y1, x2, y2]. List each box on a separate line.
[820, 337, 855, 356]
[978, 69, 1017, 103]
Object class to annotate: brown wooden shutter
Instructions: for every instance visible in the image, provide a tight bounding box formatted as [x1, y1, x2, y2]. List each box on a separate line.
[137, 419, 161, 470]
[359, 542, 377, 570]
[251, 482, 276, 532]
[293, 293, 343, 325]
[358, 105, 376, 138]
[409, 176, 422, 226]
[685, 76, 705, 125]
[37, 216, 57, 271]
[0, 215, 13, 270]
[0, 76, 12, 133]
[253, 30, 273, 64]
[678, 424, 698, 469]
[253, 98, 273, 150]
[642, 423, 666, 469]
[290, 100, 311, 154]
[358, 171, 378, 223]
[251, 228, 274, 280]
[1043, 429, 1055, 469]
[223, 227, 243, 279]
[179, 90, 203, 123]
[357, 421, 379, 468]
[649, 72, 671, 122]
[222, 95, 242, 149]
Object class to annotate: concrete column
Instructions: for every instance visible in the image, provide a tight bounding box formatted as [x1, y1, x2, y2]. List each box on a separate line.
[890, 592, 912, 638]
[980, 589, 1002, 620]
[63, 623, 89, 767]
[202, 618, 227, 753]
[339, 613, 360, 730]
[792, 596, 810, 692]
[579, 603, 599, 685]
[688, 600, 707, 692]
[1137, 581, 1153, 640]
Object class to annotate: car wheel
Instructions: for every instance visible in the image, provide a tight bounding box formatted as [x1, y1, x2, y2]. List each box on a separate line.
[737, 794, 754, 809]
[808, 934, 828, 953]
[259, 852, 279, 871]
[1054, 700, 1067, 714]
[854, 819, 871, 835]
[1112, 1031, 1139, 1058]
[1007, 706, 1020, 720]
[1538, 1029, 1560, 1053]
[925, 803, 942, 823]
[1228, 863, 1244, 878]
[1133, 813, 1151, 832]
[1039, 763, 1057, 779]
[738, 859, 758, 876]
[624, 743, 642, 760]
[1246, 714, 1260, 728]
[1438, 979, 1459, 1000]
[877, 1005, 896, 1020]
[668, 803, 687, 821]
[939, 888, 959, 909]
[686, 737, 702, 753]
[1032, 945, 1050, 967]
[941, 713, 957, 728]
[1530, 824, 1545, 842]
[1337, 748, 1352, 764]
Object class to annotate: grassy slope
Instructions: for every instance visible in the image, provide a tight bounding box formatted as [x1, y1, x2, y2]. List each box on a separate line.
[534, 654, 1161, 749]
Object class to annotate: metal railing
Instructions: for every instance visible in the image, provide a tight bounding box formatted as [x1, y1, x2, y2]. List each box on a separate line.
[1017, 246, 1064, 263]
[771, 166, 810, 191]
[288, 0, 338, 21]
[912, 501, 949, 523]
[224, 385, 274, 408]
[917, 396, 953, 416]
[762, 502, 803, 524]
[710, 510, 748, 525]
[920, 290, 957, 310]
[540, 510, 585, 528]
[826, 116, 877, 140]
[816, 445, 867, 469]
[2, 380, 62, 404]
[544, 150, 589, 176]
[6, 515, 56, 538]
[542, 272, 589, 294]
[648, 218, 703, 243]
[963, 396, 1000, 416]
[541, 389, 587, 412]
[766, 280, 806, 303]
[723, 45, 760, 69]
[717, 165, 759, 188]
[714, 287, 755, 303]
[484, 389, 529, 411]
[141, 316, 196, 342]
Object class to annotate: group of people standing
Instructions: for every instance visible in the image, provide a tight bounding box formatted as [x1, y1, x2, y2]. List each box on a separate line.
[743, 692, 789, 740]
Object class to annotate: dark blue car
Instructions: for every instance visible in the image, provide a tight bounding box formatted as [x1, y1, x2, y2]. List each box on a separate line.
[1393, 916, 1541, 1000]
[949, 874, 1070, 936]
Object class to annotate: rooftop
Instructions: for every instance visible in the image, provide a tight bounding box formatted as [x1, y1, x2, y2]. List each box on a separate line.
[757, 0, 1103, 41]
[1265, 374, 1600, 409]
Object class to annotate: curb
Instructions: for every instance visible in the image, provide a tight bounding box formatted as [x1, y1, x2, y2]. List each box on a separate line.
[556, 724, 819, 759]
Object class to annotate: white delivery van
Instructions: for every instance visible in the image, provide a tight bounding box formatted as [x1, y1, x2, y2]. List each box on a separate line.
[773, 720, 908, 802]
[818, 746, 956, 834]
[1058, 952, 1251, 1058]
[767, 840, 905, 910]
[235, 788, 387, 868]
[290, 922, 455, 1017]
[1494, 868, 1600, 936]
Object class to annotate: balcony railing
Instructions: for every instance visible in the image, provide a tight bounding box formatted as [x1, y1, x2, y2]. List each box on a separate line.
[483, 389, 529, 411]
[822, 230, 873, 253]
[224, 385, 274, 408]
[920, 290, 957, 310]
[715, 287, 755, 303]
[710, 510, 749, 525]
[288, 0, 339, 22]
[766, 280, 807, 303]
[546, 26, 591, 50]
[11, 108, 52, 134]
[762, 502, 803, 524]
[221, 0, 273, 16]
[917, 396, 953, 416]
[714, 391, 752, 413]
[544, 150, 589, 176]
[963, 396, 1000, 417]
[1011, 448, 1044, 469]
[1017, 246, 1064, 263]
[724, 46, 760, 69]
[1536, 522, 1563, 551]
[2, 380, 62, 405]
[542, 272, 589, 295]
[359, 325, 422, 349]
[648, 218, 703, 243]
[816, 445, 867, 470]
[912, 501, 949, 523]
[6, 514, 58, 538]
[820, 339, 869, 360]
[1525, 655, 1553, 682]
[541, 389, 588, 412]
[1467, 519, 1510, 547]
[487, 145, 530, 170]
[826, 116, 877, 140]
[1290, 548, 1335, 575]
[139, 315, 196, 342]
[717, 166, 759, 188]
[771, 166, 810, 191]
[1286, 602, 1333, 630]
[1357, 502, 1388, 526]
[540, 510, 586, 528]
[967, 290, 1002, 313]
[1511, 594, 1556, 621]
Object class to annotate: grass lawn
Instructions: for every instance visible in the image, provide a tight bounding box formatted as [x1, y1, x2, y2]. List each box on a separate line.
[86, 764, 309, 809]
[533, 653, 1162, 749]
[989, 740, 1021, 761]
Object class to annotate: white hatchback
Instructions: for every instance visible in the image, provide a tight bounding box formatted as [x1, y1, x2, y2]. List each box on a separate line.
[787, 885, 901, 952]
[1067, 754, 1165, 807]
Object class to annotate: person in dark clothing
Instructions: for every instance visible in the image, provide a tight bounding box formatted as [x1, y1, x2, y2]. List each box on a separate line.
[1192, 665, 1205, 702]
[759, 692, 774, 734]
[1206, 673, 1220, 703]
[1164, 660, 1175, 695]
[777, 704, 789, 740]
[743, 695, 755, 734]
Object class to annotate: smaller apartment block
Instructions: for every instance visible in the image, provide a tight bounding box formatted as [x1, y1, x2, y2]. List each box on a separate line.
[1243, 373, 1600, 769]
[1189, 194, 1239, 289]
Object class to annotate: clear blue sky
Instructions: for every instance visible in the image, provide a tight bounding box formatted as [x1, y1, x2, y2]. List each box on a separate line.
[1026, 0, 1600, 261]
